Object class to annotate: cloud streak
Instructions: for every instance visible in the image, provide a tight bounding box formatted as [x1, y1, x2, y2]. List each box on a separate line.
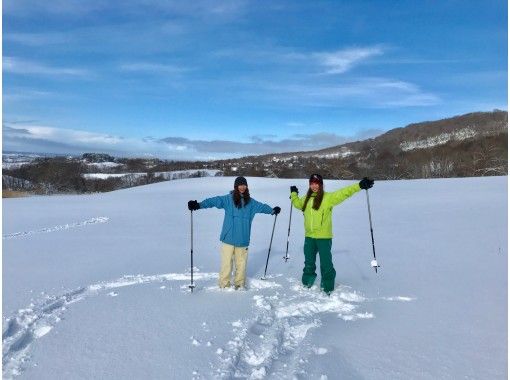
[119, 62, 192, 75]
[2, 88, 55, 102]
[246, 77, 440, 108]
[202, 45, 439, 108]
[3, 57, 91, 77]
[211, 45, 386, 75]
[4, 32, 72, 46]
[160, 133, 355, 155]
[3, 123, 382, 160]
[314, 46, 385, 74]
[3, 0, 249, 19]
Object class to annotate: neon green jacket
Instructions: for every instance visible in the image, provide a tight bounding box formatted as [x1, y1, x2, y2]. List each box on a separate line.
[291, 183, 361, 239]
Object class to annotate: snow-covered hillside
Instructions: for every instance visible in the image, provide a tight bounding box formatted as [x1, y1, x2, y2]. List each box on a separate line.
[2, 176, 507, 379]
[82, 169, 221, 180]
[2, 154, 42, 170]
[399, 128, 478, 151]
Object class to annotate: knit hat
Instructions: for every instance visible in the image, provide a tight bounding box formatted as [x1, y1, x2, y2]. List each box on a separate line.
[234, 176, 248, 187]
[309, 173, 323, 185]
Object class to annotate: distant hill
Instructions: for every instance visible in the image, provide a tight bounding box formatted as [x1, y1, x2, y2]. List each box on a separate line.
[214, 110, 507, 179]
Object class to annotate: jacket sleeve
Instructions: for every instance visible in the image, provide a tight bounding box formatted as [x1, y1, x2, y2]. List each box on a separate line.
[291, 192, 304, 210]
[251, 199, 273, 215]
[329, 183, 361, 207]
[199, 194, 228, 210]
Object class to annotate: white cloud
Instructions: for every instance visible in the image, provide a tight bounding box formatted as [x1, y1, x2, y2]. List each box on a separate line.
[5, 124, 122, 145]
[3, 57, 91, 77]
[203, 45, 440, 108]
[210, 45, 386, 75]
[377, 93, 440, 108]
[2, 88, 55, 102]
[3, 0, 249, 20]
[160, 133, 358, 156]
[3, 0, 105, 15]
[119, 62, 192, 74]
[314, 46, 385, 74]
[249, 77, 440, 108]
[4, 32, 71, 46]
[286, 122, 307, 128]
[2, 123, 207, 159]
[3, 123, 382, 160]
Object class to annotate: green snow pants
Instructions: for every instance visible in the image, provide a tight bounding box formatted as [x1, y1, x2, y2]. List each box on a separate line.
[302, 237, 336, 293]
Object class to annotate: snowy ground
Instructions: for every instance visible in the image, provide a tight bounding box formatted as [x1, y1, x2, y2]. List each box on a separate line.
[2, 176, 508, 379]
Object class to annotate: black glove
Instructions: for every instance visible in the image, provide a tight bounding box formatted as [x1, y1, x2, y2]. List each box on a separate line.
[188, 200, 200, 211]
[359, 177, 374, 190]
[272, 206, 281, 215]
[290, 186, 298, 194]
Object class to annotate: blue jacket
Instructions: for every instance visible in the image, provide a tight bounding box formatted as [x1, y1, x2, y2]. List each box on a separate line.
[199, 192, 273, 247]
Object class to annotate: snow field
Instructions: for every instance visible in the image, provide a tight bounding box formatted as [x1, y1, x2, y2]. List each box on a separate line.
[2, 176, 507, 379]
[4, 267, 411, 379]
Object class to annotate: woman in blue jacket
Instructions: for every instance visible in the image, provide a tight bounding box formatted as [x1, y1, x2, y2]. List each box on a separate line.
[188, 176, 280, 289]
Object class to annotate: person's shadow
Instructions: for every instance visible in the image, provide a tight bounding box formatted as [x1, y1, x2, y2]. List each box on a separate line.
[246, 247, 304, 279]
[334, 248, 370, 281]
[246, 248, 281, 277]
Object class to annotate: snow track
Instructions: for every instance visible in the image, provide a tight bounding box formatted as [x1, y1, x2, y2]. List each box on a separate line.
[3, 287, 88, 379]
[2, 271, 216, 379]
[215, 277, 376, 379]
[3, 271, 414, 379]
[2, 217, 110, 240]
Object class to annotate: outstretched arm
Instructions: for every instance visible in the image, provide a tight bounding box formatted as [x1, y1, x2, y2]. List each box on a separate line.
[329, 183, 361, 206]
[251, 199, 274, 215]
[199, 195, 228, 210]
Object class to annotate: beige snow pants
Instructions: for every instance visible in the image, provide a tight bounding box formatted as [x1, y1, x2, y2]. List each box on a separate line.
[219, 243, 248, 288]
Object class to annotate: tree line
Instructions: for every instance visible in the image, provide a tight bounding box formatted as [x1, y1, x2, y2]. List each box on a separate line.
[2, 131, 507, 195]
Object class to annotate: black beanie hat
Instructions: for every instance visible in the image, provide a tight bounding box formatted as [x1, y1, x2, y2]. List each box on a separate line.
[234, 176, 248, 187]
[309, 173, 323, 185]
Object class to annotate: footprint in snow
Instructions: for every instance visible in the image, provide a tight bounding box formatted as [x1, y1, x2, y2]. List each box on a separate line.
[3, 270, 415, 380]
[215, 277, 377, 379]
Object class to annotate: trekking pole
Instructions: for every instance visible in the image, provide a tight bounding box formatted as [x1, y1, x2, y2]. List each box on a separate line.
[283, 198, 293, 262]
[365, 189, 380, 273]
[189, 210, 196, 292]
[261, 213, 278, 280]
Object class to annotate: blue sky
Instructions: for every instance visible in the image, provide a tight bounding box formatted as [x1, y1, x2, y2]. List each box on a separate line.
[2, 0, 507, 160]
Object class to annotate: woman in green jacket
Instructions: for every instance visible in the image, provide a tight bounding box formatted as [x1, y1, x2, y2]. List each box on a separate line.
[290, 174, 374, 295]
